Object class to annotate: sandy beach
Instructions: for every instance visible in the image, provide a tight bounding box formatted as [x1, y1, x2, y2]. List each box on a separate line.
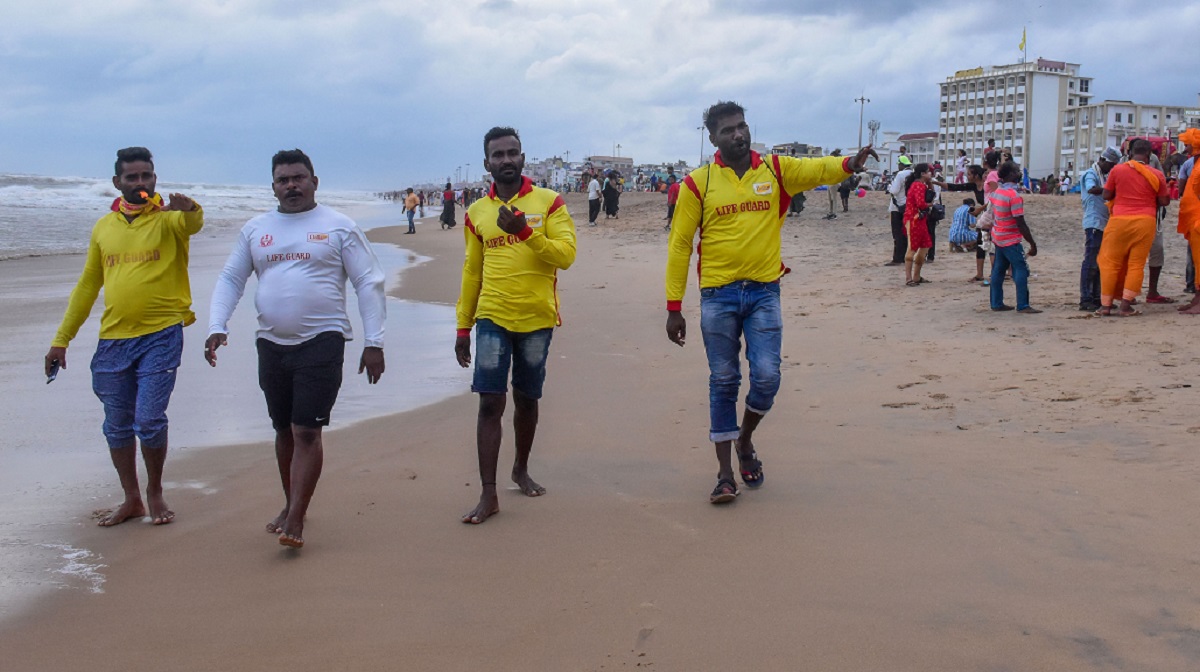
[2, 190, 1199, 671]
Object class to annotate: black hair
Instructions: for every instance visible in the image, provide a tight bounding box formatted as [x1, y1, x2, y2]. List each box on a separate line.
[1130, 138, 1152, 156]
[904, 162, 931, 192]
[483, 126, 520, 156]
[272, 149, 314, 176]
[984, 151, 1001, 169]
[957, 149, 966, 156]
[962, 198, 975, 207]
[703, 101, 746, 134]
[445, 182, 452, 189]
[998, 160, 1021, 183]
[115, 147, 153, 176]
[967, 164, 985, 180]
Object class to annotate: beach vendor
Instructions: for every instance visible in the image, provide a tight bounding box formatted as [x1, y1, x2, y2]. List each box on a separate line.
[204, 149, 386, 549]
[454, 127, 577, 525]
[44, 147, 203, 527]
[1096, 139, 1169, 316]
[664, 100, 876, 504]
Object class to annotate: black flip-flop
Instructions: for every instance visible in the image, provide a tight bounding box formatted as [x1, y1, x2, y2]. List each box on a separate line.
[738, 450, 764, 489]
[709, 478, 740, 504]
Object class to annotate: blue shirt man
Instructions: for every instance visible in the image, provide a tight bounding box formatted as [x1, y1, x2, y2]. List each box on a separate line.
[1078, 147, 1120, 310]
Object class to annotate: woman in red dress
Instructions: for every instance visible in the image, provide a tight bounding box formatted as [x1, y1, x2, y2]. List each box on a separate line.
[903, 163, 934, 286]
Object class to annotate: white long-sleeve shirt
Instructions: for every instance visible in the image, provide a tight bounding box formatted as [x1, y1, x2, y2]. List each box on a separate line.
[208, 204, 386, 348]
[888, 168, 914, 212]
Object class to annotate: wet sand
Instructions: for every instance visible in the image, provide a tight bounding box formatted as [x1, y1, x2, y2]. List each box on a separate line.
[1, 191, 1198, 671]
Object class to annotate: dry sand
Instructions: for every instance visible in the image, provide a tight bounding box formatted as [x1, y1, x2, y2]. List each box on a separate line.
[2, 190, 1199, 671]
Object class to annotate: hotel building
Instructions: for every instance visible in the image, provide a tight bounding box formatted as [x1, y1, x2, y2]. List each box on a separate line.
[937, 58, 1092, 179]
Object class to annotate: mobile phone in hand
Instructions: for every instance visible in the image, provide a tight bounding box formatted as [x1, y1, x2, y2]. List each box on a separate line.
[47, 359, 60, 384]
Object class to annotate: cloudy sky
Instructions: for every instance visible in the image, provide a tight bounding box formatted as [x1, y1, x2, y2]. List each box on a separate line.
[2, 0, 1197, 190]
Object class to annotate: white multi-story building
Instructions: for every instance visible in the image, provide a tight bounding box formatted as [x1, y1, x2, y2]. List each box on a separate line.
[1061, 101, 1200, 175]
[898, 132, 938, 167]
[937, 58, 1093, 179]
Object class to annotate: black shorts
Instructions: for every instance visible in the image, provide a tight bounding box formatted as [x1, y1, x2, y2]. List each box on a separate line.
[257, 332, 345, 431]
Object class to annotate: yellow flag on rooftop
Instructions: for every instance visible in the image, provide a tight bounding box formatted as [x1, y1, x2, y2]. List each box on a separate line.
[1018, 27, 1026, 51]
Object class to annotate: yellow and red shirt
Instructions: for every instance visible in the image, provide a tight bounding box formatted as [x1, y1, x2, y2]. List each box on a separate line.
[53, 201, 204, 346]
[665, 151, 850, 309]
[456, 177, 576, 334]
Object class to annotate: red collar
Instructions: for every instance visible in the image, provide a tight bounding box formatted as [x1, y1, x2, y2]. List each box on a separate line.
[713, 150, 763, 170]
[488, 176, 534, 200]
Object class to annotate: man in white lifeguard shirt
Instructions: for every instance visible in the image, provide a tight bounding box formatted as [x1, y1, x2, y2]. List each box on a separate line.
[204, 148, 386, 551]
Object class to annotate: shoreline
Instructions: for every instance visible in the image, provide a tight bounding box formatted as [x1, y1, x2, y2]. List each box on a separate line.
[0, 202, 466, 622]
[3, 191, 1200, 670]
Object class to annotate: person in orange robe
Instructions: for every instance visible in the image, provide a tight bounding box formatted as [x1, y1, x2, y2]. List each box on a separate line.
[1175, 129, 1200, 314]
[1096, 138, 1169, 316]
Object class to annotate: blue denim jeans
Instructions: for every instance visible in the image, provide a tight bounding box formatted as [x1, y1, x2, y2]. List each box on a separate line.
[699, 281, 782, 443]
[406, 209, 416, 232]
[1080, 228, 1103, 305]
[991, 243, 1031, 310]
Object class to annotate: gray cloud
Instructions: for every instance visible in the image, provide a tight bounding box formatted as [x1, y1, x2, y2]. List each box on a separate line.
[0, 0, 1196, 188]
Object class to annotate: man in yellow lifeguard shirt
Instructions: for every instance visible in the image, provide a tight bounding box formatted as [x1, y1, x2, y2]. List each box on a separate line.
[665, 101, 876, 504]
[454, 127, 576, 524]
[44, 147, 203, 527]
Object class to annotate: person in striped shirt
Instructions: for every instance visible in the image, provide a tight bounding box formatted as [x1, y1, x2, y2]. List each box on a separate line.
[665, 101, 876, 504]
[987, 161, 1041, 313]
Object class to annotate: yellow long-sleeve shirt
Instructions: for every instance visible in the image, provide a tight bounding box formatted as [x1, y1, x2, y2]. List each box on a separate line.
[456, 177, 576, 334]
[52, 203, 204, 347]
[665, 151, 850, 309]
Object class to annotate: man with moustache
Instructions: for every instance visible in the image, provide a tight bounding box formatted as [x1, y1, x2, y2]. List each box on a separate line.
[455, 127, 576, 524]
[665, 101, 876, 504]
[205, 149, 386, 549]
[45, 146, 203, 527]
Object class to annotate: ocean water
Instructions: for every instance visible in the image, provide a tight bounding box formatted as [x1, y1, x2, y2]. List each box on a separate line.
[0, 173, 382, 259]
[0, 175, 470, 621]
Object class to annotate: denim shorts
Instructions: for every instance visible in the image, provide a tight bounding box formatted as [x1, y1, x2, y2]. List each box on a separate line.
[471, 319, 553, 399]
[90, 323, 184, 449]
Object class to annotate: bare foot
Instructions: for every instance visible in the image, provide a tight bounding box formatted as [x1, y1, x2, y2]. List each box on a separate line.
[461, 493, 500, 524]
[511, 468, 546, 497]
[278, 530, 303, 549]
[97, 499, 146, 527]
[1180, 303, 1200, 315]
[266, 508, 288, 534]
[147, 492, 174, 525]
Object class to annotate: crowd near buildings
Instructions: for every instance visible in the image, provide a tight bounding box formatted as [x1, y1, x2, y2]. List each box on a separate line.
[392, 56, 1198, 197]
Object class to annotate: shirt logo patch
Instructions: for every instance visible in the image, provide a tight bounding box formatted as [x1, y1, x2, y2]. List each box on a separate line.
[307, 233, 329, 243]
[259, 234, 274, 247]
[753, 182, 773, 196]
[525, 214, 544, 228]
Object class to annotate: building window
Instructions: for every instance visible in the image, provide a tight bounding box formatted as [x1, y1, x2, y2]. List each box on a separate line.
[1080, 80, 1089, 92]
